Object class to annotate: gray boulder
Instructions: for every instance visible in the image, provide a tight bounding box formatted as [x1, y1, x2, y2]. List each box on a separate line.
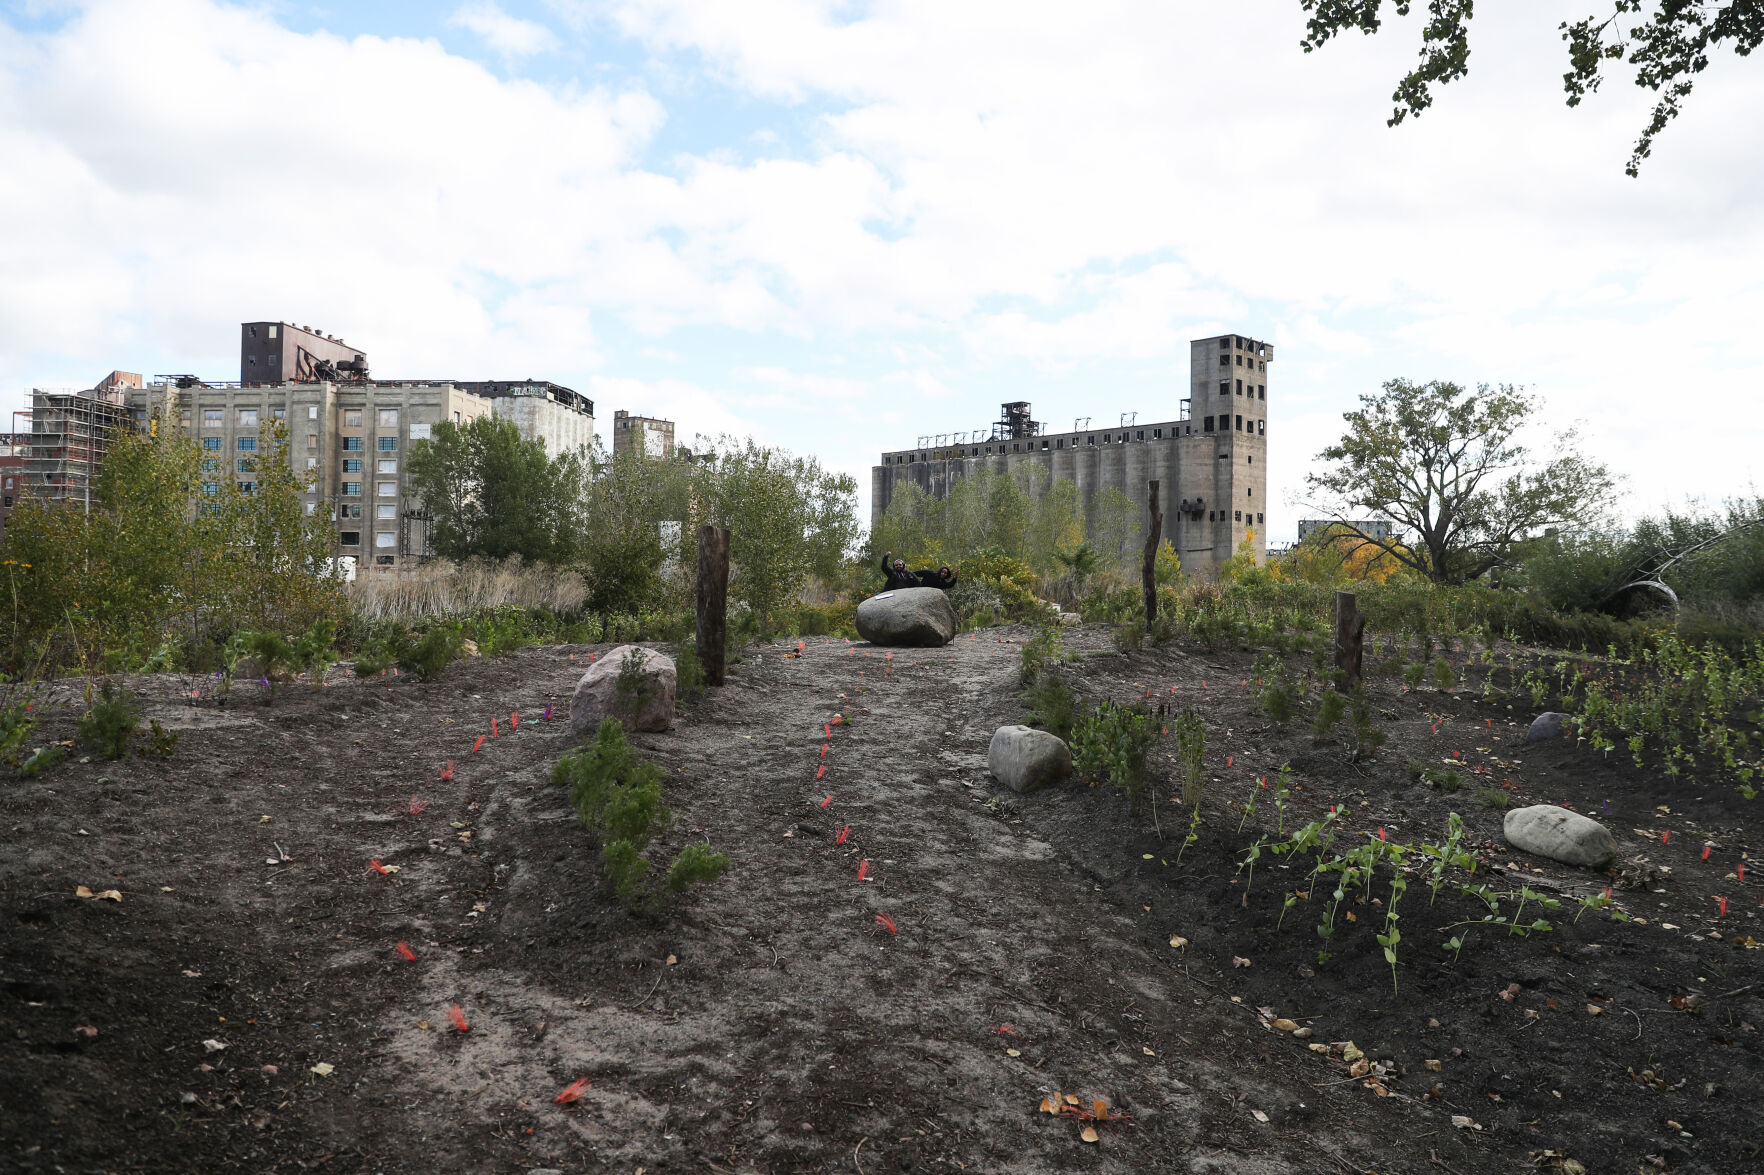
[987, 725, 1072, 794]
[856, 587, 958, 647]
[570, 644, 676, 735]
[1502, 804, 1618, 869]
[1526, 712, 1574, 742]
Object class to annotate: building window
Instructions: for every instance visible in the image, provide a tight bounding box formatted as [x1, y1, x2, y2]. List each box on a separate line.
[374, 531, 396, 548]
[202, 437, 222, 451]
[377, 504, 397, 520]
[237, 458, 254, 473]
[1235, 354, 1243, 366]
[377, 459, 397, 474]
[1208, 510, 1215, 522]
[2, 496, 10, 508]
[1258, 419, 1266, 435]
[344, 458, 362, 473]
[307, 457, 318, 469]
[378, 436, 397, 451]
[240, 481, 256, 494]
[307, 433, 318, 448]
[1257, 512, 1264, 524]
[1136, 430, 1144, 440]
[237, 437, 257, 451]
[203, 408, 223, 426]
[202, 482, 219, 496]
[344, 409, 363, 427]
[378, 409, 398, 428]
[1219, 355, 1229, 368]
[268, 325, 278, 338]
[273, 408, 286, 420]
[1219, 381, 1230, 396]
[340, 503, 361, 519]
[1258, 385, 1266, 400]
[247, 355, 257, 367]
[339, 531, 360, 546]
[1235, 415, 1243, 431]
[377, 481, 396, 497]
[201, 460, 221, 473]
[180, 411, 191, 426]
[308, 404, 318, 419]
[342, 436, 363, 451]
[1247, 487, 1254, 498]
[375, 555, 395, 565]
[238, 409, 258, 427]
[1235, 510, 1243, 521]
[1153, 428, 1162, 439]
[304, 501, 316, 515]
[1204, 417, 1215, 432]
[1236, 379, 1243, 395]
[453, 411, 461, 424]
[342, 481, 362, 496]
[269, 353, 278, 366]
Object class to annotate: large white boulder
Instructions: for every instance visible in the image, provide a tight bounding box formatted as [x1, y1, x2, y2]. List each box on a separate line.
[1503, 804, 1618, 869]
[570, 645, 676, 735]
[856, 587, 958, 647]
[987, 725, 1072, 794]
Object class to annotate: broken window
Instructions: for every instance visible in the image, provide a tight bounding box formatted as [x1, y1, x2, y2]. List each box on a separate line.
[378, 409, 399, 428]
[375, 555, 395, 565]
[1219, 381, 1230, 396]
[1219, 355, 1229, 368]
[1258, 419, 1265, 435]
[1257, 513, 1264, 524]
[1235, 415, 1243, 431]
[1258, 385, 1265, 399]
[339, 531, 360, 546]
[344, 409, 363, 427]
[1235, 510, 1243, 522]
[1236, 379, 1243, 395]
[1204, 417, 1214, 432]
[238, 409, 258, 427]
[1235, 354, 1243, 366]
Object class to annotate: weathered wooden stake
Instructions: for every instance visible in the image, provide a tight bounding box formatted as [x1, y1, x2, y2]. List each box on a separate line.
[696, 524, 731, 687]
[1142, 480, 1163, 626]
[1334, 590, 1365, 691]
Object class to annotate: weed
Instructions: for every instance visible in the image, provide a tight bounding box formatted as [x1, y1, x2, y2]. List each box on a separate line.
[18, 744, 66, 777]
[1403, 660, 1428, 690]
[1019, 623, 1067, 685]
[614, 646, 662, 720]
[78, 680, 141, 760]
[1271, 761, 1293, 835]
[1112, 621, 1143, 653]
[1408, 758, 1464, 792]
[138, 719, 180, 759]
[674, 638, 706, 702]
[1312, 688, 1345, 738]
[1473, 786, 1513, 809]
[0, 696, 35, 768]
[1346, 687, 1387, 762]
[292, 619, 338, 686]
[399, 624, 463, 682]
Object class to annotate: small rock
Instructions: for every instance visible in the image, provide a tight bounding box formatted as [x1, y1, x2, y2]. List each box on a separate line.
[1503, 804, 1618, 869]
[986, 725, 1072, 794]
[1525, 712, 1574, 743]
[856, 587, 958, 647]
[570, 645, 676, 735]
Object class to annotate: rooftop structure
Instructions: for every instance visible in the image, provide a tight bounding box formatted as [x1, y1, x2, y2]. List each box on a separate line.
[612, 410, 675, 459]
[240, 322, 369, 385]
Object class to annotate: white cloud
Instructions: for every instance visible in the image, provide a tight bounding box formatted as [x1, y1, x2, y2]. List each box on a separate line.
[448, 2, 558, 58]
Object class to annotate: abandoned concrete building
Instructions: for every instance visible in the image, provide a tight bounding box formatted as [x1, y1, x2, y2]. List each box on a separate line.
[872, 333, 1271, 575]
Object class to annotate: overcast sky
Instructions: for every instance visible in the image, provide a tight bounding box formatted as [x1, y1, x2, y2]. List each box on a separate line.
[3, 0, 1761, 540]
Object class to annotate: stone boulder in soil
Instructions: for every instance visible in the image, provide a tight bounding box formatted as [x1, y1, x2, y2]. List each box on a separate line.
[570, 644, 676, 735]
[987, 725, 1073, 794]
[1526, 712, 1574, 743]
[1503, 804, 1618, 869]
[856, 587, 958, 647]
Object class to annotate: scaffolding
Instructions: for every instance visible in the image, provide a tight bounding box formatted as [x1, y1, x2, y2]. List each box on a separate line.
[23, 387, 133, 511]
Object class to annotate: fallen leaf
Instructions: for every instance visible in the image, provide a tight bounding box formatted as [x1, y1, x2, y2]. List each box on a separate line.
[1039, 1096, 1058, 1114]
[1251, 1110, 1270, 1123]
[73, 1025, 98, 1038]
[1586, 1004, 1604, 1016]
[1308, 1043, 1329, 1054]
[666, 954, 678, 966]
[1093, 1100, 1109, 1121]
[1292, 1027, 1313, 1039]
[1141, 1046, 1155, 1056]
[1349, 1059, 1371, 1078]
[1232, 956, 1251, 968]
[202, 1038, 227, 1052]
[1064, 1093, 1080, 1106]
[261, 1065, 278, 1075]
[1272, 1018, 1299, 1032]
[310, 1062, 334, 1077]
[96, 889, 122, 902]
[74, 886, 94, 898]
[1341, 1044, 1364, 1063]
[1006, 1048, 1021, 1057]
[1451, 1114, 1481, 1130]
[1424, 1059, 1444, 1072]
[1168, 935, 1189, 949]
[1079, 1126, 1100, 1143]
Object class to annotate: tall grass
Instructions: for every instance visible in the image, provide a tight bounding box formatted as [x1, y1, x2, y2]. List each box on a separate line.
[348, 556, 586, 622]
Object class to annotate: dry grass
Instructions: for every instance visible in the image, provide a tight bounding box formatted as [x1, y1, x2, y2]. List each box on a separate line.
[348, 556, 586, 622]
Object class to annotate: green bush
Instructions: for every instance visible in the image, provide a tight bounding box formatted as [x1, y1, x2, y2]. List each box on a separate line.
[1024, 669, 1077, 741]
[1019, 623, 1067, 685]
[18, 744, 66, 777]
[553, 718, 725, 907]
[1072, 701, 1161, 816]
[0, 696, 35, 769]
[1113, 621, 1144, 652]
[1312, 688, 1346, 738]
[78, 680, 141, 760]
[399, 624, 463, 682]
[675, 637, 706, 701]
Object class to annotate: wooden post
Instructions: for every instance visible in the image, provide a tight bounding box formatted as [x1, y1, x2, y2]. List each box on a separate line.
[1142, 480, 1162, 626]
[1334, 590, 1365, 692]
[696, 524, 730, 687]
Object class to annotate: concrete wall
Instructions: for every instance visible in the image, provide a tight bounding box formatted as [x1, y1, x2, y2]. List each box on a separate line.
[871, 332, 1273, 577]
[492, 390, 594, 457]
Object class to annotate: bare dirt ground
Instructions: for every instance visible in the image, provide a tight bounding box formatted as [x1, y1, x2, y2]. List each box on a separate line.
[2, 624, 1759, 1174]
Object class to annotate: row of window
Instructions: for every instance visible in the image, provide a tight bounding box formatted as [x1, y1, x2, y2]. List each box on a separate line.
[884, 424, 1209, 463]
[339, 482, 400, 497]
[1203, 416, 1266, 435]
[199, 407, 400, 429]
[1197, 510, 1265, 525]
[1218, 353, 1267, 372]
[201, 434, 397, 454]
[1220, 380, 1266, 399]
[337, 531, 399, 548]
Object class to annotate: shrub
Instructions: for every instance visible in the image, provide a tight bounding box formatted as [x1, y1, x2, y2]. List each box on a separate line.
[0, 696, 35, 769]
[1113, 621, 1144, 652]
[1431, 656, 1457, 692]
[1072, 701, 1161, 816]
[1312, 688, 1346, 738]
[139, 719, 180, 759]
[1024, 669, 1077, 741]
[18, 744, 66, 777]
[1172, 707, 1206, 806]
[553, 718, 725, 907]
[1019, 622, 1067, 685]
[1347, 687, 1387, 762]
[78, 680, 141, 760]
[1260, 677, 1296, 724]
[674, 637, 706, 701]
[1474, 786, 1513, 809]
[398, 624, 462, 682]
[292, 618, 338, 684]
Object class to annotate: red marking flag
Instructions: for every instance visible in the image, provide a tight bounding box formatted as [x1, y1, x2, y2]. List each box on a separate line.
[447, 1005, 470, 1033]
[857, 860, 870, 881]
[554, 1078, 591, 1105]
[836, 825, 851, 845]
[820, 793, 832, 808]
[875, 912, 897, 934]
[396, 942, 417, 962]
[472, 736, 486, 754]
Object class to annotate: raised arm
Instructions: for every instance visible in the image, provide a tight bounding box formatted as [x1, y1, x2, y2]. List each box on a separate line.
[879, 550, 892, 576]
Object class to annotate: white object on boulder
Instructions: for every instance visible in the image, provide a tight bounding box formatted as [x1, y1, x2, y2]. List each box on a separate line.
[570, 644, 676, 735]
[987, 725, 1073, 794]
[856, 586, 958, 647]
[1502, 804, 1618, 869]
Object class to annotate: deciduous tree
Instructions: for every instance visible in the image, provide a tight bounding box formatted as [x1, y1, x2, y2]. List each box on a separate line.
[406, 415, 585, 564]
[1304, 378, 1616, 584]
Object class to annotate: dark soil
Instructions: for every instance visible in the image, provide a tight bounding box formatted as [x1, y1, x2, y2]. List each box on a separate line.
[1, 626, 1759, 1174]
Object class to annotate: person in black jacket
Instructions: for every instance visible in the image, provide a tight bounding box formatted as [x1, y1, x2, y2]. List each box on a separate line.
[916, 564, 958, 591]
[878, 551, 921, 592]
